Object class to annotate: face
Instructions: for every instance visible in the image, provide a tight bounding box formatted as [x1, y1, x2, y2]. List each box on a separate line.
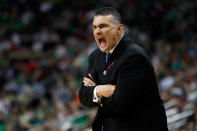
[92, 15, 123, 52]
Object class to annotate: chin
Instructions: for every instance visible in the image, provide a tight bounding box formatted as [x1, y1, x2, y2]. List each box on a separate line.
[100, 47, 108, 52]
[100, 49, 106, 52]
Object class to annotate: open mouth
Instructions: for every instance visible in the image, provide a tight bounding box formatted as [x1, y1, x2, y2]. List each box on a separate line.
[98, 38, 102, 43]
[98, 38, 106, 47]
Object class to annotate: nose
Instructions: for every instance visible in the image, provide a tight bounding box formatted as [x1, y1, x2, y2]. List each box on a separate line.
[94, 28, 102, 35]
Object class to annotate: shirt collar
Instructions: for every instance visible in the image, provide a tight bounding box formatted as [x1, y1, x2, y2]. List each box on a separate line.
[108, 33, 124, 54]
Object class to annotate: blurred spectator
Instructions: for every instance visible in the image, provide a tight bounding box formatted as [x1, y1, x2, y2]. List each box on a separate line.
[0, 0, 197, 130]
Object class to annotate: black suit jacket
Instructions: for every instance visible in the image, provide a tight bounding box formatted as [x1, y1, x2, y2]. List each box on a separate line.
[79, 36, 168, 131]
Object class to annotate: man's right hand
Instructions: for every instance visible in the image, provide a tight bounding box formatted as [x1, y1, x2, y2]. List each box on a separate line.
[96, 84, 116, 98]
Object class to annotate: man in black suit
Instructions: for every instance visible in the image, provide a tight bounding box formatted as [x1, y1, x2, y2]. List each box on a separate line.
[79, 7, 168, 131]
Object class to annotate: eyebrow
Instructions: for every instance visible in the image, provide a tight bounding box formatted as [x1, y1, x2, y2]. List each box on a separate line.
[92, 23, 109, 27]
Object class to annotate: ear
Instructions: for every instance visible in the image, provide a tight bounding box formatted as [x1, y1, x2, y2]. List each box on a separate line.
[117, 24, 124, 35]
[119, 24, 124, 29]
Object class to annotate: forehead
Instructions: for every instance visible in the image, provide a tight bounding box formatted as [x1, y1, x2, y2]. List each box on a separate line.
[92, 15, 115, 26]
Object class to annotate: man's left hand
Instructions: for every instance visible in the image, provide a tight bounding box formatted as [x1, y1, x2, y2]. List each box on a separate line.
[83, 77, 96, 86]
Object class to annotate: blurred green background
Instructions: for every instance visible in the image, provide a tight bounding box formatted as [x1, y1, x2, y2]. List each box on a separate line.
[0, 0, 197, 130]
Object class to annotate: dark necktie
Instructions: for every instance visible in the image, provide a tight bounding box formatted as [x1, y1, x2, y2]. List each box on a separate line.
[105, 52, 110, 64]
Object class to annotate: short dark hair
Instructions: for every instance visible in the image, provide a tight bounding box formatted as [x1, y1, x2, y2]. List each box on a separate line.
[95, 7, 121, 24]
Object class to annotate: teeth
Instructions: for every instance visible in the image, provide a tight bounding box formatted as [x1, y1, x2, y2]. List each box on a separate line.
[98, 38, 106, 47]
[101, 41, 105, 47]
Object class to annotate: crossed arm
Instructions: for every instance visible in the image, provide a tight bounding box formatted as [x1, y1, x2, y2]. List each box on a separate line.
[83, 74, 116, 98]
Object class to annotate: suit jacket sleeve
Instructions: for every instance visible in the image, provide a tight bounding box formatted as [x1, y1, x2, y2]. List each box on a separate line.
[101, 54, 153, 114]
[79, 52, 98, 107]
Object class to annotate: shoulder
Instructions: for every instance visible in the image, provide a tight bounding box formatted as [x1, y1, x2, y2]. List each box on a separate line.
[89, 48, 100, 59]
[88, 48, 102, 64]
[125, 42, 149, 60]
[117, 39, 152, 68]
[119, 36, 148, 58]
[120, 42, 155, 71]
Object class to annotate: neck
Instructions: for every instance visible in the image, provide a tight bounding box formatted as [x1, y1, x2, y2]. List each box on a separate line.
[108, 32, 124, 53]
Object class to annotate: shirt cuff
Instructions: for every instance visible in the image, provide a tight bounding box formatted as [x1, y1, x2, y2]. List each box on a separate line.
[93, 86, 101, 103]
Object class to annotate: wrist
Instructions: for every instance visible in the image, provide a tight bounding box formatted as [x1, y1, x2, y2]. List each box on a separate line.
[96, 86, 102, 97]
